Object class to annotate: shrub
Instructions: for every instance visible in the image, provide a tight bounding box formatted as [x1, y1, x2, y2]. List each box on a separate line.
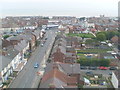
[3, 35, 10, 39]
[77, 58, 110, 66]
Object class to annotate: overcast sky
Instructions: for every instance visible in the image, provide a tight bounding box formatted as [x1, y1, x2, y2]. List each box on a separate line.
[0, 0, 119, 17]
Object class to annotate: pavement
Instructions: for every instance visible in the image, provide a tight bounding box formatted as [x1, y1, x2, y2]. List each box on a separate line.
[9, 29, 57, 88]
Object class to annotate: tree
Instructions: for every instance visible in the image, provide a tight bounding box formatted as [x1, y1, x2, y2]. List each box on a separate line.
[42, 17, 49, 19]
[79, 17, 85, 21]
[85, 39, 93, 44]
[96, 33, 106, 41]
[106, 31, 116, 40]
[11, 29, 13, 31]
[99, 59, 110, 67]
[102, 31, 120, 40]
[3, 35, 10, 39]
[77, 58, 110, 66]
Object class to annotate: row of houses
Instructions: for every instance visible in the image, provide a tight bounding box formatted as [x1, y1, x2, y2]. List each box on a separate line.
[57, 16, 119, 36]
[39, 35, 85, 88]
[2, 16, 48, 28]
[0, 29, 45, 87]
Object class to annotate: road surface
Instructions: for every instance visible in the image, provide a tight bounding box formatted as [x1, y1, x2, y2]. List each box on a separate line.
[9, 29, 57, 88]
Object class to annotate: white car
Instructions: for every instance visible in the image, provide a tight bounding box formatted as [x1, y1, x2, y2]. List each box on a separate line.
[41, 43, 44, 47]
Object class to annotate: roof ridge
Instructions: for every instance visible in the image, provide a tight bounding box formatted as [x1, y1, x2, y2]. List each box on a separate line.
[58, 63, 66, 74]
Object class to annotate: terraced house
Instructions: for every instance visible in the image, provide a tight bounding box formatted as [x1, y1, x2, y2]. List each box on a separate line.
[0, 46, 20, 87]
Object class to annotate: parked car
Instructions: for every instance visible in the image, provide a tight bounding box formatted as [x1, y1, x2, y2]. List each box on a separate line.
[80, 66, 87, 70]
[109, 67, 117, 70]
[109, 72, 112, 75]
[45, 38, 47, 40]
[99, 66, 108, 70]
[41, 43, 44, 47]
[88, 67, 97, 70]
[86, 71, 93, 75]
[34, 63, 39, 68]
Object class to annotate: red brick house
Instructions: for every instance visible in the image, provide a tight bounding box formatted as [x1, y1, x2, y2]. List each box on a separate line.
[52, 48, 66, 63]
[111, 36, 118, 44]
[40, 63, 78, 88]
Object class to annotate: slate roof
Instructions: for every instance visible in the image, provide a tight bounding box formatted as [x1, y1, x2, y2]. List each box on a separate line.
[0, 55, 11, 71]
[66, 52, 76, 57]
[40, 67, 77, 88]
[66, 48, 76, 53]
[65, 57, 76, 63]
[55, 39, 66, 47]
[32, 30, 41, 39]
[52, 37, 66, 54]
[7, 34, 32, 42]
[52, 45, 66, 55]
[58, 63, 80, 74]
[55, 35, 65, 41]
[0, 46, 19, 71]
[2, 46, 19, 60]
[45, 62, 80, 75]
[14, 40, 28, 52]
[66, 37, 80, 48]
[2, 39, 12, 48]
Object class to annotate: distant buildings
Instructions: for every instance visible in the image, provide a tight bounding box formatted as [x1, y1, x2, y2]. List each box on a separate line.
[1, 16, 48, 29]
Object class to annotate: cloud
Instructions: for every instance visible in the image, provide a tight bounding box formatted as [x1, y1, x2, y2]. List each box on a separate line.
[0, 0, 119, 17]
[1, 0, 119, 3]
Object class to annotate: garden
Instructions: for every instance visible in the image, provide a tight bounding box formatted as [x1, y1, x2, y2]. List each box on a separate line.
[77, 57, 110, 67]
[84, 74, 108, 86]
[77, 48, 111, 54]
[66, 33, 95, 38]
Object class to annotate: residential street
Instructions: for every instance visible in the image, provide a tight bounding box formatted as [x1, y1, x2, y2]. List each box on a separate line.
[9, 29, 57, 88]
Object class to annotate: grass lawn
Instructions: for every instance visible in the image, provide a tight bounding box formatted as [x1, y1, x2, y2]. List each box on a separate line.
[77, 54, 86, 58]
[77, 53, 99, 60]
[66, 33, 95, 38]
